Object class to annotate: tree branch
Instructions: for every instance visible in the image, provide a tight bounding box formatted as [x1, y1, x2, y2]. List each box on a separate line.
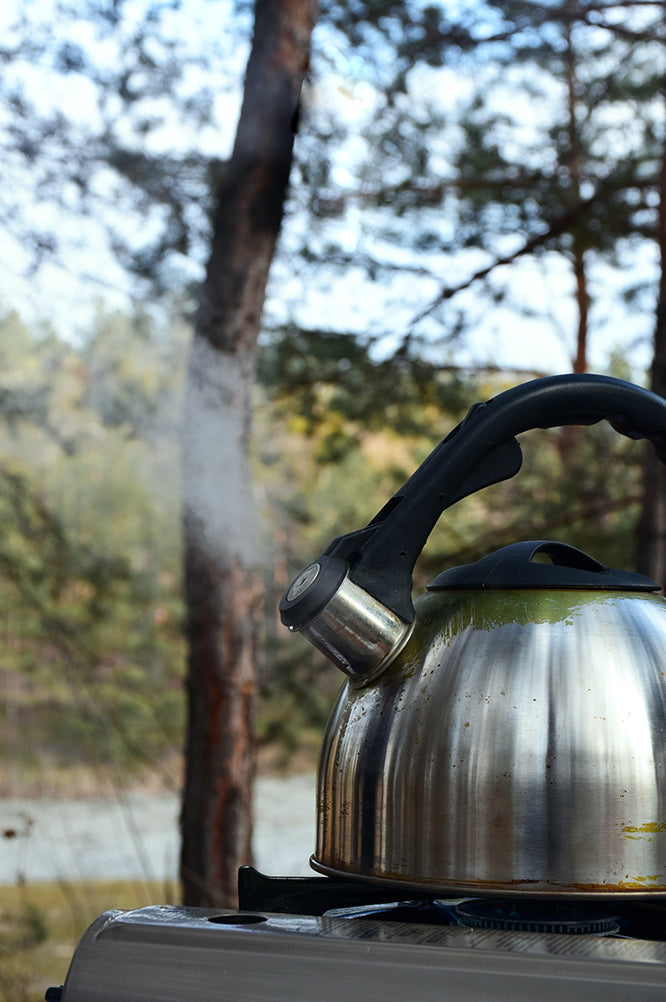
[408, 177, 624, 328]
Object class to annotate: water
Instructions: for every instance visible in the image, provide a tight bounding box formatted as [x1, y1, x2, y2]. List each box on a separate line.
[0, 774, 316, 885]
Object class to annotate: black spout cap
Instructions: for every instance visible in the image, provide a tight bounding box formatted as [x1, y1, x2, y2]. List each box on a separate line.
[279, 557, 348, 629]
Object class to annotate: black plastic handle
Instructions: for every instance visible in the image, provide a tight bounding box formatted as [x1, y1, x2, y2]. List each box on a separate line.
[282, 374, 666, 629]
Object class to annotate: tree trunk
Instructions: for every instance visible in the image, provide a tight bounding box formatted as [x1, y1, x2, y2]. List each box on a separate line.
[557, 15, 588, 458]
[572, 247, 589, 375]
[180, 0, 315, 909]
[564, 14, 589, 377]
[635, 132, 666, 585]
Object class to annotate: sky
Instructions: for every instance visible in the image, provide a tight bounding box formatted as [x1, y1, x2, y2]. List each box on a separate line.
[0, 0, 249, 339]
[0, 0, 660, 379]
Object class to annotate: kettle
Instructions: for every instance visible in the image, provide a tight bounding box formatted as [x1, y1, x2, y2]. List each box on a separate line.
[280, 374, 666, 897]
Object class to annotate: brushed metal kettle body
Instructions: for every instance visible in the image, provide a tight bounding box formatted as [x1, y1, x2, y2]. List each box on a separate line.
[312, 582, 666, 896]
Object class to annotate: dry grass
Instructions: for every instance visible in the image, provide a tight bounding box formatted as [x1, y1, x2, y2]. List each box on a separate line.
[0, 743, 319, 1000]
[0, 750, 185, 800]
[0, 878, 175, 1002]
[0, 742, 319, 800]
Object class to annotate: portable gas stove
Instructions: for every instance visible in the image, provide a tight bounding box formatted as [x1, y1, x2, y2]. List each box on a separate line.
[49, 865, 666, 1000]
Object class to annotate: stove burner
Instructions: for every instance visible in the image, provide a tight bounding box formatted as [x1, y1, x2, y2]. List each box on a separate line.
[454, 899, 620, 936]
[238, 867, 666, 940]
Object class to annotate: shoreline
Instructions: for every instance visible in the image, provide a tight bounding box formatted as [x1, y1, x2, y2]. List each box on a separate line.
[0, 744, 320, 801]
[0, 773, 317, 886]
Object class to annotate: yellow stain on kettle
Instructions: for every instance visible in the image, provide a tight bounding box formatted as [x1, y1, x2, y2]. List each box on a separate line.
[617, 875, 663, 887]
[622, 821, 666, 837]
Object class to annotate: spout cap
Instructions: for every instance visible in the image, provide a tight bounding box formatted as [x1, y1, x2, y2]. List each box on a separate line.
[279, 557, 348, 630]
[280, 558, 413, 683]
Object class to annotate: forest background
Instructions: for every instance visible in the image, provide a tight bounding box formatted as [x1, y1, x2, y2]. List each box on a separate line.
[1, 0, 666, 995]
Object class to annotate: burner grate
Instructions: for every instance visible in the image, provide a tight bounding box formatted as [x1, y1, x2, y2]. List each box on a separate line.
[454, 899, 620, 936]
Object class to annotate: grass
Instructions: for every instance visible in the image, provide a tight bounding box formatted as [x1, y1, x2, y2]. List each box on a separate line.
[0, 741, 319, 1000]
[0, 878, 175, 1002]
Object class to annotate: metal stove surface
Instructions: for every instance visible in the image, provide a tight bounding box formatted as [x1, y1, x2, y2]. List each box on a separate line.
[53, 868, 666, 1002]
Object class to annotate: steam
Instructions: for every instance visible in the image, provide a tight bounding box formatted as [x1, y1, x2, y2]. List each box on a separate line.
[181, 334, 256, 566]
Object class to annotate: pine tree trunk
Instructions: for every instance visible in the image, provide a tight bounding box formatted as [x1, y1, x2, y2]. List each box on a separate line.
[557, 16, 588, 459]
[179, 0, 315, 909]
[635, 136, 666, 585]
[564, 15, 589, 377]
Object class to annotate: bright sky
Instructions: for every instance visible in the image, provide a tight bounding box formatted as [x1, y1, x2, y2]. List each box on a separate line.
[0, 0, 248, 339]
[0, 0, 659, 379]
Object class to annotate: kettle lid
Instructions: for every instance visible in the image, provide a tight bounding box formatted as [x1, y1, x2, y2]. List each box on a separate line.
[428, 540, 660, 591]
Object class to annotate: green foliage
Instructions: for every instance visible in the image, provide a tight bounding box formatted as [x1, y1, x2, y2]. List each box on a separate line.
[258, 325, 475, 450]
[0, 305, 651, 778]
[0, 307, 187, 791]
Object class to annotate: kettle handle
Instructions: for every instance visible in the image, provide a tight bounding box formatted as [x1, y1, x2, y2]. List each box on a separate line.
[280, 374, 666, 671]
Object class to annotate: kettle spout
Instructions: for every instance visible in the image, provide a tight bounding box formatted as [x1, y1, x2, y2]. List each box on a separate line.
[279, 557, 413, 684]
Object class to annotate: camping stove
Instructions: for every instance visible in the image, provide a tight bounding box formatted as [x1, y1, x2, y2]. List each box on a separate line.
[50, 866, 666, 1001]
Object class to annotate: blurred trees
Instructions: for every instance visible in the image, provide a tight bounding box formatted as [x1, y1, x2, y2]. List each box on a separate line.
[0, 0, 249, 298]
[294, 1, 664, 374]
[2, 0, 314, 907]
[0, 308, 187, 791]
[447, 1, 664, 375]
[0, 309, 646, 795]
[636, 124, 666, 581]
[0, 0, 665, 911]
[1, 1, 664, 376]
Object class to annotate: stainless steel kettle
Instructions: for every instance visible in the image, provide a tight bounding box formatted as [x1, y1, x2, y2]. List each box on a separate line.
[280, 374, 666, 898]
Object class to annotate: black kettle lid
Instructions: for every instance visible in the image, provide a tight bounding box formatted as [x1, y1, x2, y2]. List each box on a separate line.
[428, 540, 661, 592]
